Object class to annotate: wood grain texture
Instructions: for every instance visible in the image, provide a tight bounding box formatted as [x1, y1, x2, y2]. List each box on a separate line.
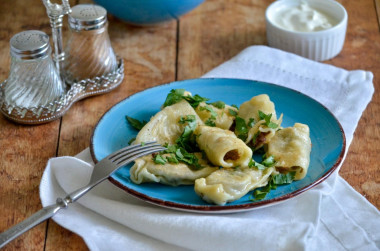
[329, 0, 380, 209]
[375, 0, 380, 29]
[0, 0, 378, 250]
[178, 0, 269, 79]
[0, 1, 62, 250]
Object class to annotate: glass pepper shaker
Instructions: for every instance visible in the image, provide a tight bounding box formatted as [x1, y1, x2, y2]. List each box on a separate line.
[63, 4, 118, 85]
[3, 30, 65, 109]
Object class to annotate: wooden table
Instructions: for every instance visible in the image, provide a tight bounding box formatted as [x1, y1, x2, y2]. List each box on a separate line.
[0, 0, 379, 249]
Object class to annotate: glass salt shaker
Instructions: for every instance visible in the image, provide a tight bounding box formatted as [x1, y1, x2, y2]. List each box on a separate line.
[63, 4, 118, 85]
[3, 30, 65, 108]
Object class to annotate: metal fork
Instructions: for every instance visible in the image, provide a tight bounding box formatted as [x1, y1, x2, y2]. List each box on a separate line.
[0, 142, 165, 248]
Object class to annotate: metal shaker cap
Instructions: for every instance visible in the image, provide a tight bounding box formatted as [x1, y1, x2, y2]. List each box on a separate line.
[68, 4, 107, 31]
[10, 30, 50, 60]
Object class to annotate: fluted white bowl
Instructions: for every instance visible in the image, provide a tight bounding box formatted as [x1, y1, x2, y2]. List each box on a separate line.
[266, 0, 348, 61]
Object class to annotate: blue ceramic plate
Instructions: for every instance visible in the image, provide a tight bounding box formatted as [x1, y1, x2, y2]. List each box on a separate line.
[90, 78, 345, 213]
[94, 0, 204, 26]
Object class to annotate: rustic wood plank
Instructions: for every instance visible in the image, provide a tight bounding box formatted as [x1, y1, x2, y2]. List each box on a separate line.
[178, 0, 270, 80]
[375, 0, 380, 30]
[0, 1, 61, 250]
[44, 3, 178, 250]
[328, 0, 380, 209]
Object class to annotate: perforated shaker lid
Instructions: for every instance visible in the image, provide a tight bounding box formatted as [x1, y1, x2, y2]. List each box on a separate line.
[10, 30, 50, 60]
[68, 4, 107, 31]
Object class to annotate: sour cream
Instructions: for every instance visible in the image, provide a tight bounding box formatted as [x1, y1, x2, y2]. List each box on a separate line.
[273, 2, 337, 32]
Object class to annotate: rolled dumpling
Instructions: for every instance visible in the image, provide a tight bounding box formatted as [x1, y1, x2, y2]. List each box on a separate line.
[130, 153, 218, 186]
[239, 94, 276, 122]
[134, 100, 203, 145]
[238, 94, 282, 150]
[194, 167, 274, 205]
[266, 123, 311, 180]
[195, 125, 252, 168]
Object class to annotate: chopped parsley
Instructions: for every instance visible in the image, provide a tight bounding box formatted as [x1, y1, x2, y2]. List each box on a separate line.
[248, 155, 275, 170]
[163, 89, 209, 108]
[228, 109, 238, 116]
[176, 115, 197, 152]
[258, 110, 278, 129]
[153, 154, 167, 165]
[262, 155, 276, 167]
[183, 95, 210, 108]
[234, 116, 248, 141]
[166, 154, 179, 164]
[209, 101, 225, 109]
[251, 171, 296, 200]
[162, 143, 203, 169]
[199, 105, 218, 127]
[248, 118, 255, 127]
[126, 116, 147, 130]
[163, 89, 186, 107]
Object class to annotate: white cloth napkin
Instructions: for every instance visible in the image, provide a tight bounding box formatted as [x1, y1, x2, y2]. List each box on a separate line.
[40, 45, 380, 251]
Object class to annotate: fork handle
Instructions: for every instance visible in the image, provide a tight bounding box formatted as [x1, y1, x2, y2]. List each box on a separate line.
[0, 200, 66, 248]
[0, 181, 99, 248]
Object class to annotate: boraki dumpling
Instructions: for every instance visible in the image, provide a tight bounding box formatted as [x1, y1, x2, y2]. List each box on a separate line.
[194, 167, 274, 206]
[134, 100, 203, 145]
[238, 94, 282, 149]
[266, 123, 311, 180]
[195, 125, 252, 168]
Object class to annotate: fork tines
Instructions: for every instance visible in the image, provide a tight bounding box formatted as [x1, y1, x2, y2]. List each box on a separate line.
[108, 141, 166, 166]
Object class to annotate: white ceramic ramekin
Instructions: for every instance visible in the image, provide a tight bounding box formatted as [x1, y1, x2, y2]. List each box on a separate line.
[265, 0, 348, 61]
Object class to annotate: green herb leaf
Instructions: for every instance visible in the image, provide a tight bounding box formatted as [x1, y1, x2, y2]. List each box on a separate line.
[250, 171, 296, 201]
[248, 118, 255, 127]
[176, 115, 198, 152]
[163, 89, 186, 107]
[210, 101, 225, 109]
[199, 105, 218, 118]
[253, 186, 271, 200]
[174, 147, 203, 169]
[258, 110, 278, 129]
[271, 172, 296, 185]
[234, 116, 248, 141]
[205, 119, 216, 127]
[262, 155, 276, 167]
[248, 158, 267, 170]
[228, 109, 238, 116]
[126, 116, 147, 130]
[183, 94, 210, 108]
[200, 105, 218, 127]
[166, 154, 179, 164]
[231, 104, 238, 109]
[163, 89, 209, 108]
[179, 115, 196, 124]
[163, 144, 178, 153]
[153, 154, 167, 165]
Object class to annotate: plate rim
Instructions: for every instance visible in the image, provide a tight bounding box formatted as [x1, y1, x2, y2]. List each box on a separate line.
[90, 77, 346, 213]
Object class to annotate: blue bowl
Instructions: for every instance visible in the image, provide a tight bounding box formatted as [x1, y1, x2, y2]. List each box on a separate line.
[93, 0, 205, 26]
